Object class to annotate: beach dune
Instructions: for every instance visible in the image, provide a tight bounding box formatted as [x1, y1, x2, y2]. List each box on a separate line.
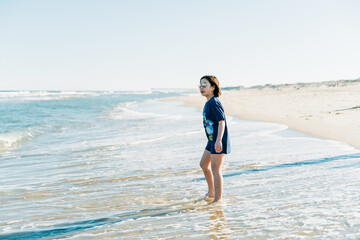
[168, 79, 360, 150]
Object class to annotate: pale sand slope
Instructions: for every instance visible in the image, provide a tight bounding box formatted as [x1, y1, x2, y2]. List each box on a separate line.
[166, 80, 360, 150]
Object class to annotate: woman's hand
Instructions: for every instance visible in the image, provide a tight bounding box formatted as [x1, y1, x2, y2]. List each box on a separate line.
[215, 120, 225, 153]
[215, 140, 222, 153]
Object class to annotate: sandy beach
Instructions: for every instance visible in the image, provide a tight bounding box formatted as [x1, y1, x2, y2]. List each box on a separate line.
[167, 79, 360, 150]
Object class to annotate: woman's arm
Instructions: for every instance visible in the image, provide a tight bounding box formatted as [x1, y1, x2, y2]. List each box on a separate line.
[215, 120, 225, 153]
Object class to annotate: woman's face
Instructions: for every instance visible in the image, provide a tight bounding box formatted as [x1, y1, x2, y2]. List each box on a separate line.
[199, 78, 215, 97]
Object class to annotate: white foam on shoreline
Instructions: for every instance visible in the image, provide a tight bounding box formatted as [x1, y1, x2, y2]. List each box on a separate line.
[0, 130, 37, 152]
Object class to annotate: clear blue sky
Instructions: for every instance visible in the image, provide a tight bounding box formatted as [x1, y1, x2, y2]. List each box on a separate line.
[1, 0, 359, 91]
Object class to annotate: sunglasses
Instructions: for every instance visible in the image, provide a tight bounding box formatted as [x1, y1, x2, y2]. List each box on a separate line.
[198, 82, 207, 88]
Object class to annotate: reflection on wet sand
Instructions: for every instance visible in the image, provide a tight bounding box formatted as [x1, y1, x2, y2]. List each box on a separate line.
[208, 204, 230, 239]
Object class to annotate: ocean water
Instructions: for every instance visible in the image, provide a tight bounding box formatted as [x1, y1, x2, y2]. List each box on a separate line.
[1, 90, 360, 240]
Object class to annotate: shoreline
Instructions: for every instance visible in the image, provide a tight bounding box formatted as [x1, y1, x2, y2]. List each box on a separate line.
[165, 80, 360, 150]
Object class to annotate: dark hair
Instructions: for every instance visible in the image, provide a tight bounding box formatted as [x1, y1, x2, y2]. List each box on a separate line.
[200, 75, 222, 97]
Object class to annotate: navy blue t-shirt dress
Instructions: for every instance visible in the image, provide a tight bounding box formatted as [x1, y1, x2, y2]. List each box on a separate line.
[203, 96, 231, 154]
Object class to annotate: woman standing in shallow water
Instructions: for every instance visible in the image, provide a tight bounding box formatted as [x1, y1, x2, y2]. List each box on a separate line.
[199, 75, 230, 203]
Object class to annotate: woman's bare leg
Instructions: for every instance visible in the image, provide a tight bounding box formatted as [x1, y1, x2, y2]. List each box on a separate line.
[211, 154, 224, 202]
[200, 150, 215, 198]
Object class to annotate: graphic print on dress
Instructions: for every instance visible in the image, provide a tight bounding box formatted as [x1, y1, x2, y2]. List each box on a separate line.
[203, 112, 214, 141]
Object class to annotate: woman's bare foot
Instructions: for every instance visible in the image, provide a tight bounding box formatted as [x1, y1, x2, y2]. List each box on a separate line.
[209, 198, 223, 205]
[204, 193, 215, 202]
[205, 192, 215, 198]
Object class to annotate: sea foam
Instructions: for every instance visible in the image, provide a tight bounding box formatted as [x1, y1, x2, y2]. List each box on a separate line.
[0, 131, 35, 152]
